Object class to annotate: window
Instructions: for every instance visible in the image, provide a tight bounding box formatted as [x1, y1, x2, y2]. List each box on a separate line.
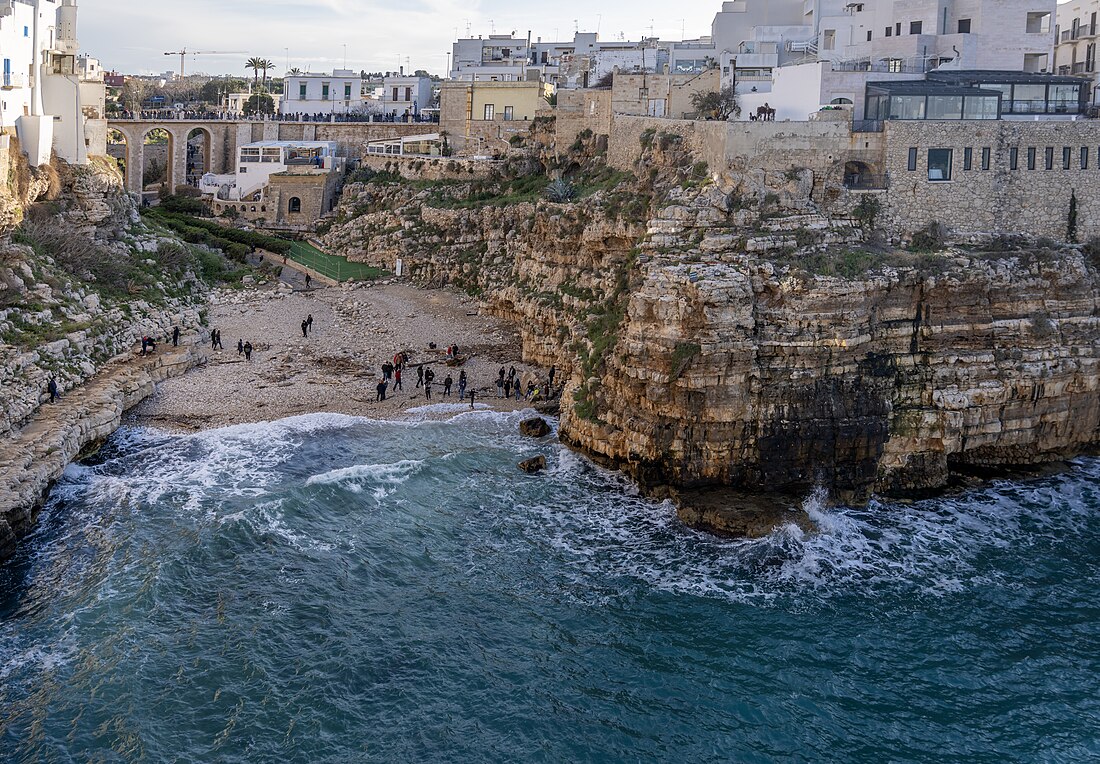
[1082, 147, 1090, 170]
[958, 19, 971, 33]
[1026, 12, 1051, 35]
[888, 58, 904, 73]
[910, 21, 923, 35]
[404, 87, 412, 101]
[344, 84, 352, 99]
[288, 197, 302, 213]
[483, 104, 494, 120]
[908, 147, 918, 171]
[241, 147, 261, 163]
[321, 83, 330, 99]
[982, 148, 991, 170]
[927, 94, 962, 119]
[885, 27, 892, 37]
[299, 83, 307, 100]
[23, 26, 28, 38]
[928, 148, 952, 181]
[503, 105, 514, 120]
[896, 22, 902, 36]
[1010, 147, 1019, 170]
[963, 147, 973, 170]
[392, 87, 399, 101]
[1028, 147, 1037, 170]
[867, 31, 873, 42]
[823, 30, 836, 50]
[1063, 147, 1072, 169]
[1045, 147, 1055, 170]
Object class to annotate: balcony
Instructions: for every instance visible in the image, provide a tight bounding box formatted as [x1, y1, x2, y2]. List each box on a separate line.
[1, 73, 25, 90]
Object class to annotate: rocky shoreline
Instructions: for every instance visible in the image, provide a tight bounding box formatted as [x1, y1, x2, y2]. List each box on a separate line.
[0, 343, 201, 560]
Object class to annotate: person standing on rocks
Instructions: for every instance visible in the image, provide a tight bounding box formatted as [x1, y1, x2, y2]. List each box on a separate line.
[416, 366, 424, 389]
[215, 330, 223, 350]
[549, 366, 556, 390]
[238, 339, 244, 356]
[496, 370, 505, 398]
[210, 329, 217, 349]
[243, 342, 253, 361]
[47, 377, 59, 403]
[393, 367, 403, 392]
[307, 314, 314, 334]
[469, 388, 476, 409]
[382, 361, 394, 381]
[458, 370, 467, 400]
[504, 378, 512, 399]
[305, 273, 312, 289]
[516, 379, 523, 401]
[301, 320, 308, 339]
[376, 379, 388, 401]
[443, 374, 453, 397]
[172, 326, 180, 347]
[424, 368, 435, 400]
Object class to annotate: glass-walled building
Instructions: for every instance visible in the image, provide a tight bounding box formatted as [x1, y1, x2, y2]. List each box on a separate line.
[926, 71, 1089, 116]
[865, 81, 1002, 121]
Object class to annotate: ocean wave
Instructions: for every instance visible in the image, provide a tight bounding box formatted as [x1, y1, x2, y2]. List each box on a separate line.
[305, 459, 426, 499]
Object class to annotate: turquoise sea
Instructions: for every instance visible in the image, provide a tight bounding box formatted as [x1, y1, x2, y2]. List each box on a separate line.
[1, 408, 1098, 762]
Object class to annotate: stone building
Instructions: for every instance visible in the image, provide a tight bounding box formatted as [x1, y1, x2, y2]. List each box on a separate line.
[1055, 0, 1100, 103]
[439, 80, 554, 154]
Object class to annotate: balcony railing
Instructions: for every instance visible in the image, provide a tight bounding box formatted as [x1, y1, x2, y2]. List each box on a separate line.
[844, 173, 889, 191]
[852, 120, 884, 133]
[1, 73, 25, 89]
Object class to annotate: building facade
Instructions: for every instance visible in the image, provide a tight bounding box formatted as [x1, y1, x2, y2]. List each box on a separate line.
[279, 71, 365, 116]
[1055, 0, 1100, 103]
[0, 0, 99, 165]
[380, 75, 433, 117]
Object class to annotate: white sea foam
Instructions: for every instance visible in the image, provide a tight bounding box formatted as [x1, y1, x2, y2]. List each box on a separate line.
[305, 459, 426, 499]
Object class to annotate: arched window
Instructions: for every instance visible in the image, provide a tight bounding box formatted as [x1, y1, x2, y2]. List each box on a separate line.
[288, 197, 302, 213]
[830, 97, 853, 105]
[250, 206, 257, 212]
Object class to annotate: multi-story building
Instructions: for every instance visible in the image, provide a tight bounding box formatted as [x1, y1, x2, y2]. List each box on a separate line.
[0, 0, 99, 165]
[279, 70, 365, 117]
[1055, 1, 1100, 104]
[380, 75, 433, 117]
[439, 79, 553, 153]
[450, 35, 536, 82]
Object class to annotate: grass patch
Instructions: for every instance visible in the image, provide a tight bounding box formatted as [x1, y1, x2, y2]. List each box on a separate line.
[288, 241, 386, 282]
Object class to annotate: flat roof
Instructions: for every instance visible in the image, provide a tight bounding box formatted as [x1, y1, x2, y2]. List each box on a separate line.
[866, 81, 1003, 97]
[928, 70, 1089, 85]
[241, 140, 337, 148]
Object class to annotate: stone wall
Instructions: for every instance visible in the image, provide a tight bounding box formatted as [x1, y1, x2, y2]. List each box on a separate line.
[881, 120, 1100, 240]
[607, 115, 729, 173]
[556, 89, 613, 148]
[359, 154, 504, 182]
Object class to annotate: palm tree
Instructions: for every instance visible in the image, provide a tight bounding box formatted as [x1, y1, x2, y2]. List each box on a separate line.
[258, 59, 275, 90]
[245, 57, 265, 88]
[287, 67, 303, 76]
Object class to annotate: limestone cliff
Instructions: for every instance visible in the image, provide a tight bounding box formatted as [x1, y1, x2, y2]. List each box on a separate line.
[324, 148, 1100, 507]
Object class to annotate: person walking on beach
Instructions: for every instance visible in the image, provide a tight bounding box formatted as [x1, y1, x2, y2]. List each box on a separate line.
[424, 368, 435, 400]
[504, 378, 512, 399]
[305, 273, 312, 289]
[301, 320, 308, 338]
[376, 379, 388, 401]
[306, 314, 314, 333]
[416, 366, 424, 388]
[443, 374, 453, 397]
[47, 376, 59, 403]
[469, 388, 476, 409]
[210, 329, 217, 349]
[172, 326, 180, 347]
[214, 330, 223, 350]
[243, 341, 253, 361]
[238, 338, 244, 356]
[496, 370, 505, 398]
[515, 378, 523, 401]
[393, 367, 403, 392]
[382, 361, 394, 381]
[508, 366, 517, 382]
[458, 370, 467, 400]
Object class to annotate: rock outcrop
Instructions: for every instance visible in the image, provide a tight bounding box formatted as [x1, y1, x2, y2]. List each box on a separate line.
[322, 145, 1100, 506]
[0, 344, 202, 560]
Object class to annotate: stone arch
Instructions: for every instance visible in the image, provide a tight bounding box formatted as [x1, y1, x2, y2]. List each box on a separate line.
[185, 126, 213, 186]
[107, 128, 128, 188]
[288, 197, 302, 213]
[843, 160, 876, 189]
[142, 126, 174, 192]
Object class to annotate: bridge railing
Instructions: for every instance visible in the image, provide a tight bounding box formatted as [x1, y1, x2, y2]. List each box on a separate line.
[108, 111, 441, 124]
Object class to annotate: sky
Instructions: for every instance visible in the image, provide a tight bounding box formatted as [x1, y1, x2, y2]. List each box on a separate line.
[80, 0, 717, 77]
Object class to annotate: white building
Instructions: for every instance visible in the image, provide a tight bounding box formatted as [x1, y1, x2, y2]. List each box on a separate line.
[1055, 1, 1100, 102]
[450, 34, 539, 82]
[0, 0, 97, 165]
[199, 140, 342, 203]
[279, 70, 365, 116]
[380, 75, 432, 116]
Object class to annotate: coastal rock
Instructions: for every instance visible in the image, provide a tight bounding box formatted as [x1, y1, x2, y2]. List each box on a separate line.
[519, 417, 552, 438]
[518, 456, 547, 474]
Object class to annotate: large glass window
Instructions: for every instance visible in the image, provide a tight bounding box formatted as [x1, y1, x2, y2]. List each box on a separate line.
[908, 147, 918, 171]
[928, 148, 953, 181]
[927, 94, 963, 119]
[890, 95, 926, 119]
[1050, 84, 1080, 113]
[1013, 84, 1047, 114]
[963, 95, 999, 119]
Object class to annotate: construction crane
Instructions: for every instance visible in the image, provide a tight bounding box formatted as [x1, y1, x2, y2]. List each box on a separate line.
[164, 49, 246, 79]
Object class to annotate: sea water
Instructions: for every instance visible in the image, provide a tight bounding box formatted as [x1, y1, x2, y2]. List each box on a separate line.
[1, 408, 1098, 762]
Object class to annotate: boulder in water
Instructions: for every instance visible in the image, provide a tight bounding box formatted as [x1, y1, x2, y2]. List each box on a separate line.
[519, 417, 551, 438]
[518, 456, 547, 474]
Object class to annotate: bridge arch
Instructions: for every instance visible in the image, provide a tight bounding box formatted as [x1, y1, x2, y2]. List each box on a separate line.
[142, 126, 174, 192]
[186, 126, 213, 186]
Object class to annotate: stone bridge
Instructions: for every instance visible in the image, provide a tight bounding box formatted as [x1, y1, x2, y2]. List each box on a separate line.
[106, 120, 436, 196]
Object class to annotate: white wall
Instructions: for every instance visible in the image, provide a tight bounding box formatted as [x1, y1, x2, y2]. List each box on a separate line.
[281, 74, 365, 115]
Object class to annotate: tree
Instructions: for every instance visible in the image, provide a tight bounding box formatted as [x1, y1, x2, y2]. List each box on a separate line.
[122, 78, 151, 111]
[690, 86, 740, 120]
[244, 93, 275, 116]
[258, 59, 275, 89]
[245, 57, 274, 88]
[287, 67, 303, 76]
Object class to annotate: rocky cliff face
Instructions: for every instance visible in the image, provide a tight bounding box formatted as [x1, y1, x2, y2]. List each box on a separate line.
[324, 149, 1100, 506]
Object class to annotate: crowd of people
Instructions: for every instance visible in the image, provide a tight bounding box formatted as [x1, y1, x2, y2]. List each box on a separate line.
[113, 109, 439, 124]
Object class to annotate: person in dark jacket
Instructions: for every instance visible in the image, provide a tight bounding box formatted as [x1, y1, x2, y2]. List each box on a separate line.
[47, 376, 59, 403]
[172, 326, 180, 347]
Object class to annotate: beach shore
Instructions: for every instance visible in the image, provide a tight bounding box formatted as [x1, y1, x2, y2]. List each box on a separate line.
[128, 281, 549, 432]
